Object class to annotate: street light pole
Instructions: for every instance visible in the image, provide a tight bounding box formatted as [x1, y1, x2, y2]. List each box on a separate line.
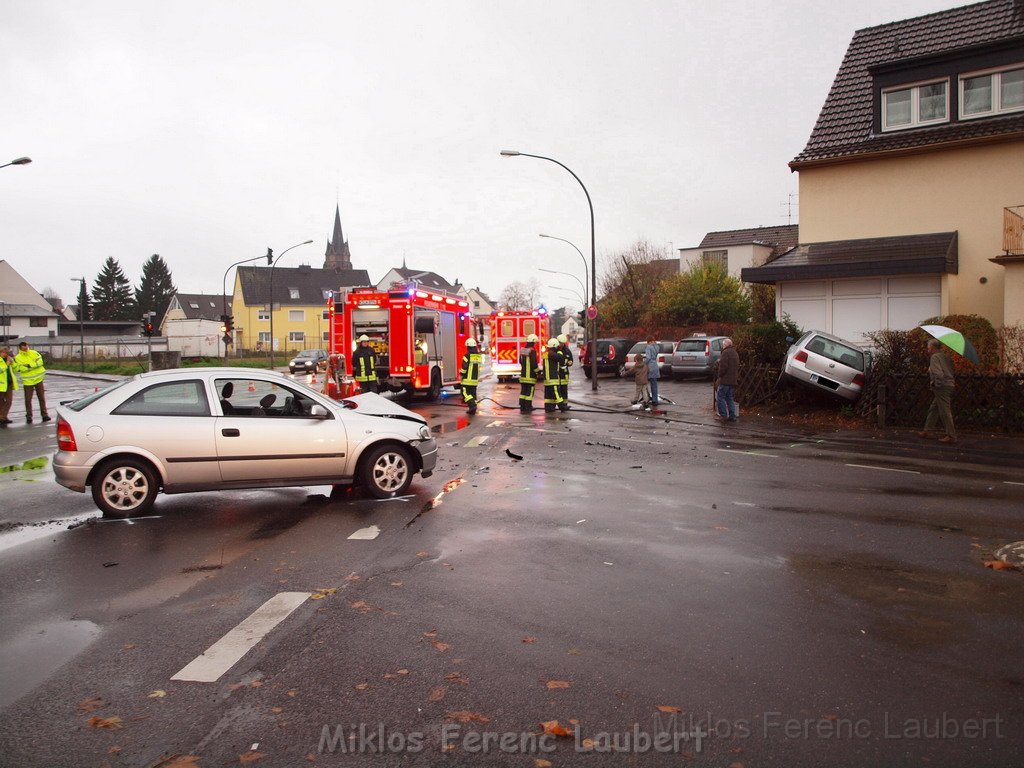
[222, 249, 274, 358]
[539, 268, 587, 308]
[501, 150, 598, 390]
[0, 157, 31, 169]
[70, 277, 86, 373]
[539, 234, 589, 308]
[268, 240, 314, 370]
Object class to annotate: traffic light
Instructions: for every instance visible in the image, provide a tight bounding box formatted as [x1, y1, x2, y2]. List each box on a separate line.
[219, 314, 234, 333]
[143, 321, 154, 337]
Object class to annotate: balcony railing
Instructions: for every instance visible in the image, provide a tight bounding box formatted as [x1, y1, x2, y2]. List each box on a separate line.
[1005, 206, 1024, 255]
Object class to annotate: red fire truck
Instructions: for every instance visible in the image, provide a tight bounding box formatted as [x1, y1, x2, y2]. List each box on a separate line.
[329, 285, 473, 400]
[488, 309, 551, 382]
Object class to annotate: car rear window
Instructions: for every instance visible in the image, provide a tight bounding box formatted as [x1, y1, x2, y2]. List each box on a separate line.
[676, 340, 708, 352]
[627, 343, 646, 355]
[805, 336, 866, 372]
[67, 380, 129, 411]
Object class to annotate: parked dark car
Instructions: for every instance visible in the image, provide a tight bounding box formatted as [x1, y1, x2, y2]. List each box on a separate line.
[581, 338, 637, 378]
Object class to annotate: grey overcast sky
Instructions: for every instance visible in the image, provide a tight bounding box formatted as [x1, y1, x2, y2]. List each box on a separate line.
[3, 0, 959, 311]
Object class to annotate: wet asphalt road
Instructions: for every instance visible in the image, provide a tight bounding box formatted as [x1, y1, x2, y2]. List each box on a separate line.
[0, 370, 1022, 767]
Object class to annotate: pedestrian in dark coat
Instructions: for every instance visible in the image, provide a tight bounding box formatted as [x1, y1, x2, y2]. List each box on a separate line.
[918, 339, 956, 443]
[715, 338, 739, 422]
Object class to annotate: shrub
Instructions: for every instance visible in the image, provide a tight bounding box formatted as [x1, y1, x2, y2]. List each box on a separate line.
[733, 317, 803, 367]
[920, 314, 999, 373]
[645, 262, 751, 326]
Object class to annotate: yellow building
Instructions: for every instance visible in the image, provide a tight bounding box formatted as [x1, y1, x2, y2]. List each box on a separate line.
[744, 0, 1024, 339]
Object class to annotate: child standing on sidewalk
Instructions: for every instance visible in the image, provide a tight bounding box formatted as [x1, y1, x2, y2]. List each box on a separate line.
[632, 354, 651, 409]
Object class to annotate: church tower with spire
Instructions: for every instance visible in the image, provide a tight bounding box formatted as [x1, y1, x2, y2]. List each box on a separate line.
[323, 204, 352, 271]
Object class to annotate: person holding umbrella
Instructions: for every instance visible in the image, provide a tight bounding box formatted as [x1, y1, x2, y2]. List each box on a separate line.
[918, 338, 957, 443]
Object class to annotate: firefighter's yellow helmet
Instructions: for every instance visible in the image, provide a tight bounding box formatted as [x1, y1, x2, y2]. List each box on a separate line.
[357, 334, 370, 342]
[557, 334, 568, 344]
[547, 338, 559, 348]
[465, 338, 477, 347]
[526, 334, 539, 343]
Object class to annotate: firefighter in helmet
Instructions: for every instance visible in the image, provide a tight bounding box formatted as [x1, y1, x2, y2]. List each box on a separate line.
[460, 338, 482, 415]
[519, 334, 539, 413]
[353, 335, 378, 394]
[556, 333, 573, 411]
[543, 338, 565, 413]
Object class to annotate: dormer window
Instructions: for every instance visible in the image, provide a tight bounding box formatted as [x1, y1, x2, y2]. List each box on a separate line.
[288, 287, 300, 299]
[960, 65, 1024, 119]
[882, 79, 948, 131]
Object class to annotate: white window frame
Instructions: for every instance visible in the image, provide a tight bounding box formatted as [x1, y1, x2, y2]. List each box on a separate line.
[322, 331, 330, 343]
[959, 63, 1024, 119]
[257, 309, 270, 321]
[881, 78, 949, 131]
[288, 309, 305, 322]
[258, 331, 271, 345]
[288, 287, 300, 300]
[701, 249, 728, 269]
[288, 331, 305, 343]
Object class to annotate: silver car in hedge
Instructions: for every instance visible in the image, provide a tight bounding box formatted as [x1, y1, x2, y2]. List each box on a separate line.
[54, 368, 437, 518]
[779, 330, 870, 402]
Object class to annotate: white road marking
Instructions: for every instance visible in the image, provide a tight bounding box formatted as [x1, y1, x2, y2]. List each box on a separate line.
[600, 436, 665, 445]
[1004, 481, 1024, 486]
[348, 525, 381, 540]
[171, 592, 310, 683]
[845, 463, 920, 474]
[465, 436, 490, 447]
[374, 495, 412, 503]
[486, 421, 506, 428]
[732, 502, 756, 507]
[717, 449, 778, 458]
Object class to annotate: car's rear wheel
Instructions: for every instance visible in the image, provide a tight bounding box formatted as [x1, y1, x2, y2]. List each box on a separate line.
[91, 457, 159, 519]
[360, 444, 413, 498]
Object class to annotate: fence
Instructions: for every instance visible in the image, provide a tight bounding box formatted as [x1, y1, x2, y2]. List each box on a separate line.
[29, 337, 168, 363]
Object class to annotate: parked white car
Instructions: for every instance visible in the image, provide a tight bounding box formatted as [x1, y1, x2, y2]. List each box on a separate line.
[53, 368, 437, 518]
[779, 330, 871, 402]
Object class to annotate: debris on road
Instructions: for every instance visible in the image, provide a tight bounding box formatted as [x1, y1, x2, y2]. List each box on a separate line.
[506, 448, 524, 461]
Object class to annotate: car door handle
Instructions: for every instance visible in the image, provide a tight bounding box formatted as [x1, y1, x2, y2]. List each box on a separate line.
[221, 428, 240, 437]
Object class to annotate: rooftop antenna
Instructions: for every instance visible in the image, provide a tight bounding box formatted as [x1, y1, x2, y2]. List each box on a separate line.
[780, 193, 799, 225]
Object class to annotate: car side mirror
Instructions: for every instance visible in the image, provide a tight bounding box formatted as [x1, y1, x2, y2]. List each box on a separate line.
[309, 404, 330, 420]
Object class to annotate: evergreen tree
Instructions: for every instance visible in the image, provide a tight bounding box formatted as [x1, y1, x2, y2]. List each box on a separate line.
[91, 257, 135, 321]
[135, 253, 177, 321]
[75, 279, 92, 321]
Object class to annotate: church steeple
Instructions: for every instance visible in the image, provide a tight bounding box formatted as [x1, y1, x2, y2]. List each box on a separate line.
[324, 204, 352, 270]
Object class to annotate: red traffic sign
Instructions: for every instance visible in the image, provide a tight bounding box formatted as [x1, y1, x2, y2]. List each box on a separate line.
[586, 305, 598, 320]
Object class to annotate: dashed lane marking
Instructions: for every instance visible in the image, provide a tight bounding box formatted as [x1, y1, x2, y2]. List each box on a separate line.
[717, 449, 778, 458]
[171, 592, 310, 683]
[465, 436, 490, 447]
[845, 463, 920, 474]
[1005, 481, 1024, 486]
[348, 525, 381, 540]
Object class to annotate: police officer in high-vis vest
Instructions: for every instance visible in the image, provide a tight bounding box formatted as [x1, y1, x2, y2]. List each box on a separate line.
[460, 338, 482, 415]
[519, 334, 539, 413]
[556, 334, 573, 411]
[13, 341, 49, 423]
[0, 346, 19, 428]
[543, 338, 565, 413]
[352, 335, 378, 394]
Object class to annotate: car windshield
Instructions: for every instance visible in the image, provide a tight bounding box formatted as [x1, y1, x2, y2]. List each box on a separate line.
[67, 380, 130, 411]
[805, 336, 866, 372]
[677, 340, 708, 352]
[298, 350, 322, 357]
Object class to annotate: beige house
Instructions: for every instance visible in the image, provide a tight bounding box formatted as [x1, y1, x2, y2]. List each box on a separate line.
[679, 225, 798, 280]
[743, 0, 1024, 342]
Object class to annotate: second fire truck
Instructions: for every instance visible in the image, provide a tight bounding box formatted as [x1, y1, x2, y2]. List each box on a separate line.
[488, 309, 551, 382]
[329, 284, 473, 400]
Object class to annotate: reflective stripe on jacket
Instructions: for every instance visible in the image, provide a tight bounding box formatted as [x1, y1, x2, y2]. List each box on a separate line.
[558, 345, 572, 384]
[543, 350, 561, 382]
[460, 352, 482, 385]
[13, 350, 45, 386]
[352, 347, 377, 381]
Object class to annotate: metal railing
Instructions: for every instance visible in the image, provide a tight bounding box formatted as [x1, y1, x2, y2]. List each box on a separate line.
[1004, 205, 1024, 255]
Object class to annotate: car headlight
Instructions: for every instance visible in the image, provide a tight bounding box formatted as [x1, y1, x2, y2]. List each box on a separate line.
[418, 424, 431, 440]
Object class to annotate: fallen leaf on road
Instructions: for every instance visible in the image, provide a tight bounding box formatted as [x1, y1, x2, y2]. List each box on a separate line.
[79, 697, 105, 713]
[984, 560, 1017, 571]
[239, 751, 265, 764]
[157, 756, 200, 767]
[390, 581, 403, 587]
[351, 600, 378, 612]
[309, 594, 326, 600]
[446, 673, 469, 685]
[416, 551, 429, 558]
[429, 687, 446, 702]
[397, 669, 410, 675]
[432, 640, 451, 652]
[447, 710, 491, 724]
[287, 689, 298, 697]
[535, 760, 553, 768]
[567, 648, 581, 656]
[88, 715, 122, 729]
[355, 683, 370, 691]
[315, 588, 337, 595]
[122, 643, 137, 650]
[148, 690, 167, 698]
[108, 746, 122, 754]
[656, 705, 683, 713]
[540, 720, 573, 737]
[423, 630, 438, 638]
[271, 707, 283, 714]
[344, 573, 361, 582]
[522, 636, 537, 644]
[581, 738, 596, 749]
[305, 754, 317, 762]
[250, 681, 263, 688]
[545, 680, 571, 689]
[728, 763, 745, 768]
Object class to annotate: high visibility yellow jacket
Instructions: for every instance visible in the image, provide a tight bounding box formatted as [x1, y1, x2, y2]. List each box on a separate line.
[558, 345, 573, 384]
[352, 346, 377, 382]
[0, 356, 20, 393]
[460, 351, 482, 385]
[13, 349, 45, 386]
[543, 348, 562, 382]
[519, 347, 538, 384]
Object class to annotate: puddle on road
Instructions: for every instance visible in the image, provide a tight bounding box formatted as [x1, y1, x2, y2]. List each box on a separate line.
[430, 417, 472, 435]
[0, 512, 101, 555]
[0, 619, 101, 709]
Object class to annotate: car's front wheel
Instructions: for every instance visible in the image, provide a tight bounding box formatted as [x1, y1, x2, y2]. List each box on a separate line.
[91, 457, 159, 519]
[360, 444, 413, 498]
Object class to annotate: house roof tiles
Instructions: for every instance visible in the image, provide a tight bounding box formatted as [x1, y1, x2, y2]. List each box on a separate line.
[698, 224, 800, 252]
[791, 0, 1024, 167]
[173, 293, 232, 321]
[238, 265, 371, 306]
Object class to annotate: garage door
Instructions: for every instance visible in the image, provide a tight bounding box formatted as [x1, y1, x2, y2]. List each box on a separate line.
[779, 276, 940, 342]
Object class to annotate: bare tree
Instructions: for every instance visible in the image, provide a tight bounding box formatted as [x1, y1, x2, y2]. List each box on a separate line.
[497, 277, 543, 311]
[598, 239, 677, 327]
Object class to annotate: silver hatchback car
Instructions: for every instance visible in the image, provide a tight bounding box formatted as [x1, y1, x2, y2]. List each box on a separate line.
[54, 368, 437, 518]
[779, 330, 870, 402]
[669, 335, 728, 379]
